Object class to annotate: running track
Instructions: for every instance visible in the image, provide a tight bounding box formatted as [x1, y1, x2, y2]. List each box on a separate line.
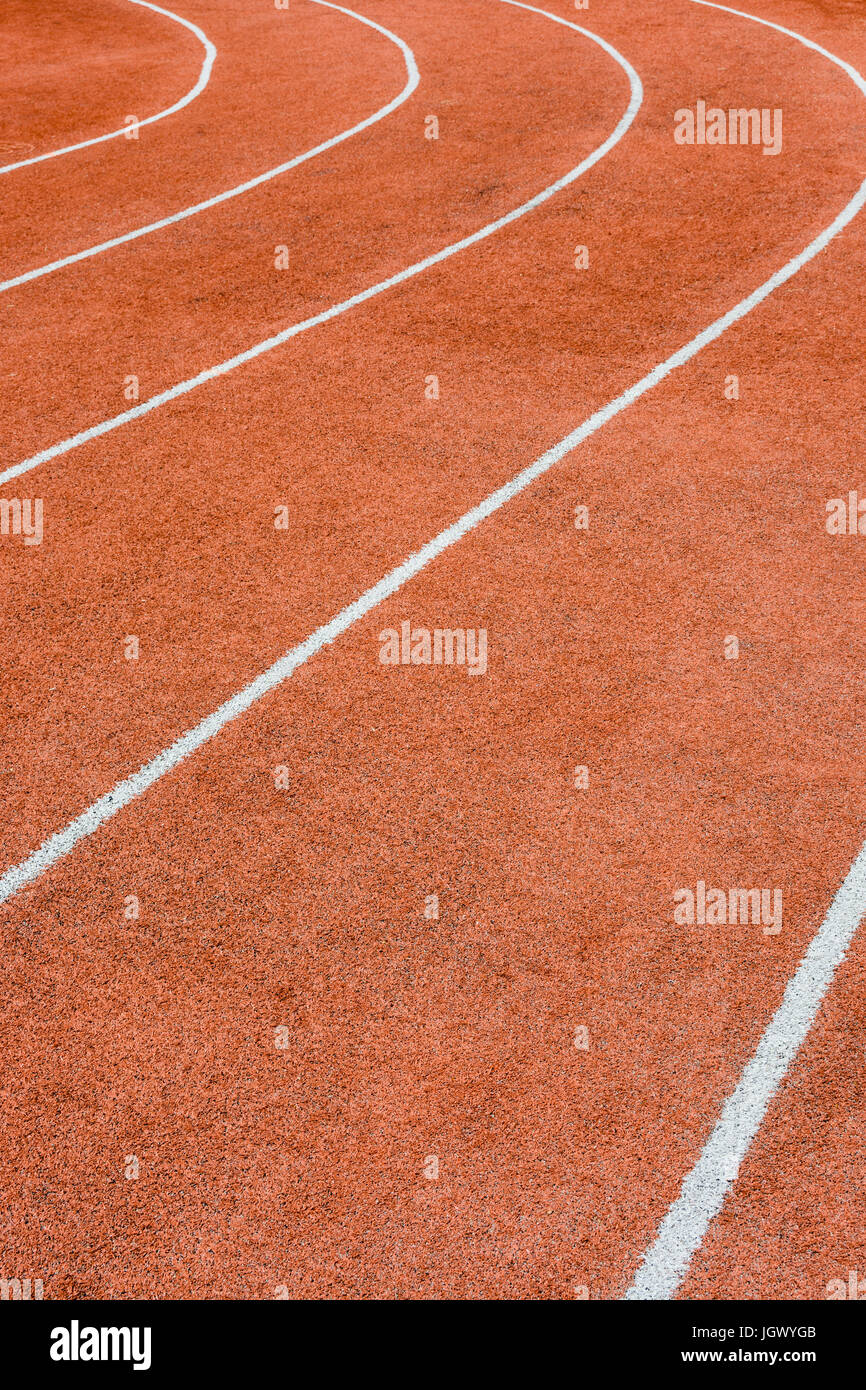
[1, 0, 865, 1300]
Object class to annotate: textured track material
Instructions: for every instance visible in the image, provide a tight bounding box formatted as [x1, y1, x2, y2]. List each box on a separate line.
[1, 0, 865, 1302]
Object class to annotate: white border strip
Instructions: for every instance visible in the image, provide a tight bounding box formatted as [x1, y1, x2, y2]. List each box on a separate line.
[0, 0, 420, 295]
[0, 0, 642, 487]
[622, 0, 866, 1302]
[0, 0, 216, 176]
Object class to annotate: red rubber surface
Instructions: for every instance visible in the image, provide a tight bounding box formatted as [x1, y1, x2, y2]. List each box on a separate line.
[1, 0, 865, 1300]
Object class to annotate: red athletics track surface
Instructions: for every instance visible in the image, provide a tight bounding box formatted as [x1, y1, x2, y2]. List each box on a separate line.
[1, 0, 865, 1300]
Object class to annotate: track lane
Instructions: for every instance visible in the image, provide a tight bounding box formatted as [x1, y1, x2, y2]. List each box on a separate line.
[0, 0, 215, 175]
[678, 930, 866, 1299]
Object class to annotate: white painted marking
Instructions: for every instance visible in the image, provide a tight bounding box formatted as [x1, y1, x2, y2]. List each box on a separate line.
[0, 1, 643, 486]
[0, 0, 420, 295]
[0, 0, 216, 176]
[625, 848, 866, 1301]
[624, 0, 866, 1300]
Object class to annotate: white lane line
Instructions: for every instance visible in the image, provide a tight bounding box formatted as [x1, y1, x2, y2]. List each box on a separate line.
[0, 1, 642, 488]
[625, 850, 866, 1301]
[0, 0, 420, 296]
[0, 0, 216, 176]
[623, 0, 866, 1303]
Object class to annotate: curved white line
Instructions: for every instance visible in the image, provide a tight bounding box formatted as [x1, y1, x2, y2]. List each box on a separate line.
[0, 2, 642, 486]
[0, 0, 420, 295]
[0, 0, 216, 176]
